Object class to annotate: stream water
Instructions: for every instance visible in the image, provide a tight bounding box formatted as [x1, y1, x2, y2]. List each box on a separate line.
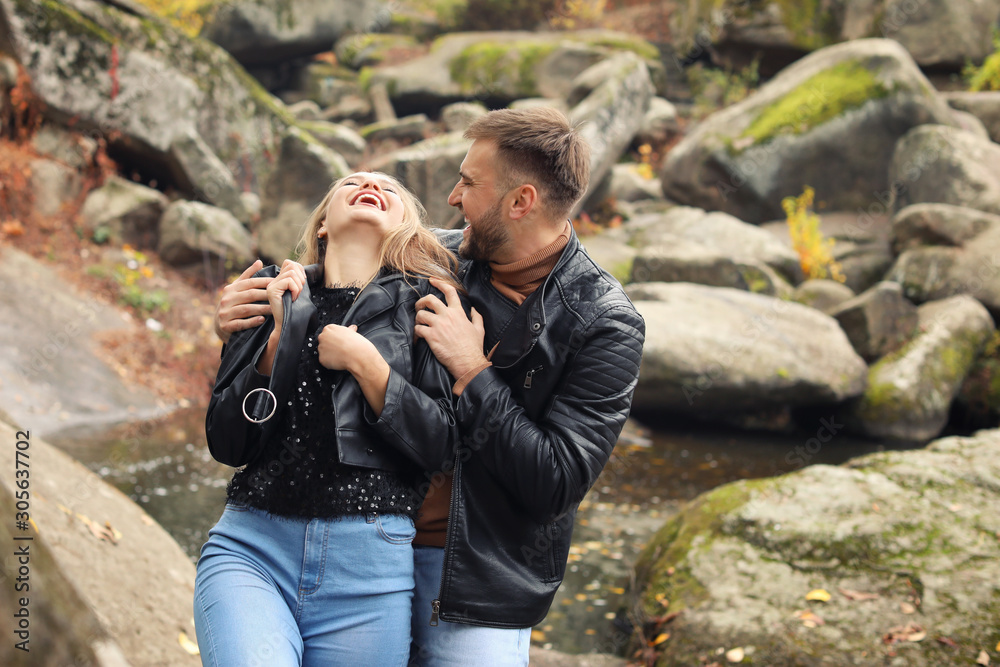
[50, 407, 913, 656]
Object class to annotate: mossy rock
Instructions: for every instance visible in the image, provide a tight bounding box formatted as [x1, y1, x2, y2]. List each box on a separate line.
[634, 428, 1000, 666]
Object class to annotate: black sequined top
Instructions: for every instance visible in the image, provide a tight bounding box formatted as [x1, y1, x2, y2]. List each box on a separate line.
[227, 286, 420, 519]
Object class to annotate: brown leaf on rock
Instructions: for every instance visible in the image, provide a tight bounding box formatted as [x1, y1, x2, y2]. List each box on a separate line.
[936, 636, 958, 648]
[839, 587, 880, 601]
[794, 609, 825, 627]
[882, 624, 926, 644]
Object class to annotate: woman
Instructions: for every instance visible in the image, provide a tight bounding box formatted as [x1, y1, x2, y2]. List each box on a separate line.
[195, 172, 462, 667]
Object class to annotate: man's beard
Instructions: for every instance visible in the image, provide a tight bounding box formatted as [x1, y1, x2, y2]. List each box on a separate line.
[458, 198, 511, 262]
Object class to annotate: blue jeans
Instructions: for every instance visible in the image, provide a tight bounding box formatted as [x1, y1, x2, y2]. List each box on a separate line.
[409, 545, 530, 666]
[194, 504, 415, 667]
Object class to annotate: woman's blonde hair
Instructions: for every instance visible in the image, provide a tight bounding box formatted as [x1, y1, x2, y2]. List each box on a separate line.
[295, 172, 462, 291]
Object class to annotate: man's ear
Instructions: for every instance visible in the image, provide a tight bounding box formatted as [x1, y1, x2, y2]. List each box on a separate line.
[508, 184, 538, 220]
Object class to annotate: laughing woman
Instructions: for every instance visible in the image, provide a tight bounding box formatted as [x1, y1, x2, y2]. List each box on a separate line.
[195, 173, 462, 667]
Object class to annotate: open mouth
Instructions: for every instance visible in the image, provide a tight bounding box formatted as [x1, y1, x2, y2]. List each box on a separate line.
[350, 190, 386, 211]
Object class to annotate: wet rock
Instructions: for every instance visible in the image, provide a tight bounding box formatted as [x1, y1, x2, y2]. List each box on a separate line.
[792, 279, 856, 313]
[829, 281, 918, 362]
[891, 203, 1000, 253]
[628, 283, 867, 413]
[202, 0, 392, 66]
[890, 124, 1000, 216]
[257, 128, 350, 261]
[79, 176, 169, 248]
[843, 295, 994, 441]
[635, 427, 1000, 667]
[370, 132, 472, 229]
[158, 200, 254, 271]
[943, 90, 1000, 143]
[660, 39, 958, 223]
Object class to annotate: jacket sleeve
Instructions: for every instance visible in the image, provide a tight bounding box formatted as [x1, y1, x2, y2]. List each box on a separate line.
[364, 289, 462, 471]
[452, 302, 645, 524]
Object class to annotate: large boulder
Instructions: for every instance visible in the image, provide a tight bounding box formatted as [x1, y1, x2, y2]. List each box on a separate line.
[889, 124, 1000, 216]
[370, 132, 472, 229]
[828, 281, 918, 362]
[569, 52, 655, 215]
[79, 175, 169, 248]
[158, 200, 255, 270]
[792, 278, 856, 313]
[202, 0, 392, 66]
[368, 31, 661, 114]
[670, 0, 1000, 74]
[0, 0, 307, 211]
[660, 39, 959, 223]
[888, 224, 1000, 318]
[843, 295, 994, 441]
[257, 128, 350, 261]
[892, 203, 1000, 253]
[634, 427, 1000, 667]
[943, 90, 1000, 143]
[628, 283, 867, 413]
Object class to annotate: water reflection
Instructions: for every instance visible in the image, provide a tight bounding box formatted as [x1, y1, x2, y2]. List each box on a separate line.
[50, 407, 907, 656]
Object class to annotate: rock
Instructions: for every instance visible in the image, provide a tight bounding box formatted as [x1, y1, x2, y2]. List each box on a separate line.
[669, 0, 1000, 74]
[31, 124, 97, 170]
[202, 0, 393, 66]
[158, 201, 254, 270]
[0, 0, 298, 210]
[628, 283, 867, 412]
[298, 120, 367, 165]
[257, 128, 350, 261]
[0, 421, 199, 666]
[360, 113, 429, 144]
[950, 107, 991, 140]
[792, 279, 856, 313]
[579, 233, 637, 285]
[370, 30, 661, 114]
[304, 64, 369, 113]
[0, 247, 166, 437]
[169, 132, 250, 223]
[660, 39, 959, 223]
[334, 32, 419, 69]
[844, 295, 994, 441]
[831, 239, 895, 294]
[570, 52, 655, 217]
[829, 281, 918, 362]
[628, 207, 803, 282]
[943, 90, 1000, 143]
[320, 91, 374, 125]
[631, 244, 793, 296]
[79, 176, 169, 248]
[440, 101, 488, 133]
[508, 97, 569, 113]
[634, 96, 679, 146]
[585, 163, 663, 210]
[635, 427, 1000, 666]
[370, 132, 472, 229]
[530, 647, 627, 667]
[287, 99, 323, 121]
[28, 158, 83, 217]
[892, 203, 1000, 253]
[890, 124, 1000, 216]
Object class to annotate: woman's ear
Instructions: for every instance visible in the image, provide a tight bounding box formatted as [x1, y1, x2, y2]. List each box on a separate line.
[508, 184, 537, 220]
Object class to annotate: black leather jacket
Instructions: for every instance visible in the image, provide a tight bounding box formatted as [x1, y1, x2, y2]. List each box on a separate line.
[205, 265, 459, 476]
[423, 228, 646, 628]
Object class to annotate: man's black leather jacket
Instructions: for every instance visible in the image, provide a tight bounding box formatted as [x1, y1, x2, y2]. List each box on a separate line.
[205, 264, 459, 476]
[420, 228, 645, 628]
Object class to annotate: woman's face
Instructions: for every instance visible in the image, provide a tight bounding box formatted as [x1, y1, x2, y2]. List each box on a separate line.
[323, 172, 407, 238]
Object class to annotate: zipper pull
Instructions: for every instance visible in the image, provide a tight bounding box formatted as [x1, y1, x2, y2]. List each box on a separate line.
[524, 366, 543, 389]
[430, 599, 440, 626]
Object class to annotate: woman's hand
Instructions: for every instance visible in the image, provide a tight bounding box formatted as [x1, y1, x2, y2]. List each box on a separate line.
[319, 324, 391, 415]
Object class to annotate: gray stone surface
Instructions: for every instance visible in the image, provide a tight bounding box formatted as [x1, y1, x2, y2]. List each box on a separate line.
[943, 90, 1000, 143]
[298, 120, 367, 166]
[792, 278, 856, 313]
[158, 200, 254, 269]
[29, 158, 82, 217]
[628, 283, 867, 412]
[636, 427, 1000, 666]
[829, 281, 918, 362]
[440, 101, 487, 133]
[843, 295, 994, 441]
[892, 202, 1000, 253]
[79, 176, 169, 248]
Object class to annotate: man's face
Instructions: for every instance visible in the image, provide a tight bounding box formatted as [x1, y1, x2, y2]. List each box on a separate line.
[448, 140, 512, 262]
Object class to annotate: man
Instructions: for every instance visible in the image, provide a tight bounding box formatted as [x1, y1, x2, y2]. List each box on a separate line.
[215, 107, 645, 665]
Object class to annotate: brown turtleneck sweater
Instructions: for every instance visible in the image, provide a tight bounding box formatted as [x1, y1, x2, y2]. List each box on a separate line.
[414, 221, 570, 547]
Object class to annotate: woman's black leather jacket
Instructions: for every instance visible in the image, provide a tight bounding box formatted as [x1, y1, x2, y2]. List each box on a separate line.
[205, 264, 459, 475]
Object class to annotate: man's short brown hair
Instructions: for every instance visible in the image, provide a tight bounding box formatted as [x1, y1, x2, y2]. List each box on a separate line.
[464, 107, 591, 219]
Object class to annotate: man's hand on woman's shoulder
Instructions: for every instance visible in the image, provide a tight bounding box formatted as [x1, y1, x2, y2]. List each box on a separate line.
[214, 259, 274, 343]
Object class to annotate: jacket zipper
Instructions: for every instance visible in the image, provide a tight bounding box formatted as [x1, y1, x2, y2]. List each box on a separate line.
[523, 365, 543, 389]
[430, 452, 461, 626]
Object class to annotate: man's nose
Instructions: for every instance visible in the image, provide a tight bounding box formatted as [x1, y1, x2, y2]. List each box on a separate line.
[447, 182, 461, 207]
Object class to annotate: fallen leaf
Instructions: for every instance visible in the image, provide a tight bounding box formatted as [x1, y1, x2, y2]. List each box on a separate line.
[805, 589, 831, 602]
[997, 640, 1000, 652]
[584, 629, 596, 636]
[794, 610, 825, 627]
[900, 602, 916, 614]
[839, 588, 880, 601]
[652, 633, 669, 646]
[936, 636, 958, 648]
[178, 631, 200, 655]
[883, 624, 926, 644]
[531, 630, 546, 642]
[1, 220, 24, 236]
[574, 593, 587, 601]
[726, 647, 745, 663]
[976, 649, 990, 666]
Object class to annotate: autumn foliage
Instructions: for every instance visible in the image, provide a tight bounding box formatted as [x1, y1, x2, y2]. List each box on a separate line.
[782, 186, 845, 283]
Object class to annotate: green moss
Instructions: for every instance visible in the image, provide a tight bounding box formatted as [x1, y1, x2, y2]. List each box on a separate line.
[23, 0, 116, 44]
[739, 60, 890, 150]
[773, 0, 840, 51]
[358, 66, 375, 93]
[570, 34, 660, 62]
[449, 41, 558, 97]
[608, 259, 634, 284]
